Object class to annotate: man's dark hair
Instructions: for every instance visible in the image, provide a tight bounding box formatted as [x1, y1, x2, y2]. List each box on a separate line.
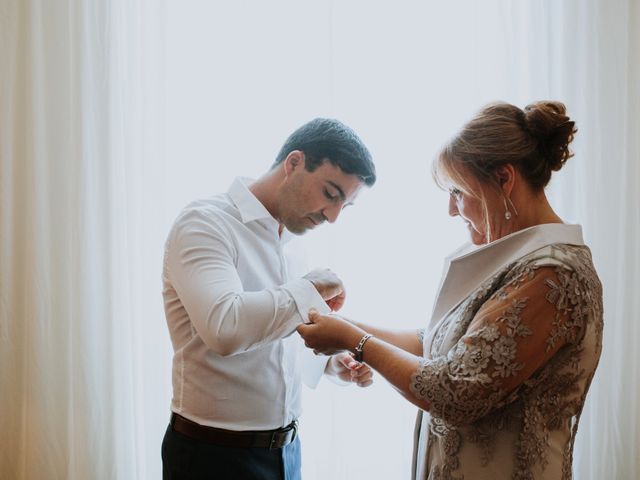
[273, 118, 376, 186]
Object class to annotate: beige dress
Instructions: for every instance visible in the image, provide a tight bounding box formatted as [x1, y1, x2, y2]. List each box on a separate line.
[411, 224, 603, 480]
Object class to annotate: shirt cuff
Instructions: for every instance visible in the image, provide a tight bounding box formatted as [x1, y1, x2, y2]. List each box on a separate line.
[282, 278, 331, 324]
[284, 278, 331, 389]
[300, 342, 330, 389]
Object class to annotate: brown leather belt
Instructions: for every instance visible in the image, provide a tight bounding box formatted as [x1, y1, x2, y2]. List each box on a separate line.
[170, 413, 298, 449]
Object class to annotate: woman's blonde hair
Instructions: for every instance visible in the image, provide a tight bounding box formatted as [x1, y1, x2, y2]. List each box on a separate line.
[433, 101, 577, 242]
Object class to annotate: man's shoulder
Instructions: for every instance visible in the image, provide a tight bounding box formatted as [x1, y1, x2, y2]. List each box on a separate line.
[172, 193, 240, 233]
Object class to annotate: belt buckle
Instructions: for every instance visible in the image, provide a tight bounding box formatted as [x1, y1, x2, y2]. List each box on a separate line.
[269, 420, 298, 450]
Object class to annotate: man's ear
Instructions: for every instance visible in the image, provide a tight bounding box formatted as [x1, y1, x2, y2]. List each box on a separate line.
[283, 150, 305, 178]
[495, 164, 516, 196]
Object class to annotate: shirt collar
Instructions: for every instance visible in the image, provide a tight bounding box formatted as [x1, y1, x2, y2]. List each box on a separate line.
[227, 177, 294, 242]
[227, 177, 273, 223]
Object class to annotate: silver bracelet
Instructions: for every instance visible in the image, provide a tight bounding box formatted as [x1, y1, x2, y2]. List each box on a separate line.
[354, 333, 374, 363]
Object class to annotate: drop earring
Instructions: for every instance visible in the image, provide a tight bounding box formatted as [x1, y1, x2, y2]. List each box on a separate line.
[503, 196, 518, 220]
[503, 197, 512, 220]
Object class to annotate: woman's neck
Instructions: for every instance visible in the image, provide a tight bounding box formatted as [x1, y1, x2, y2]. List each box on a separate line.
[512, 190, 563, 231]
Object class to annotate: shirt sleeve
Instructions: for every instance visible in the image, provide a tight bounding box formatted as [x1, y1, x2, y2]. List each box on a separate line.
[165, 210, 329, 356]
[299, 341, 331, 388]
[409, 263, 585, 427]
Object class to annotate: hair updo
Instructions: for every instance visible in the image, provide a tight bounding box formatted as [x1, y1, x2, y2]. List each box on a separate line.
[434, 101, 577, 191]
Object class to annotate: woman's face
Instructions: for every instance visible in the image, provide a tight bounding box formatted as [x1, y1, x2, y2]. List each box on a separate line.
[444, 163, 519, 245]
[448, 185, 488, 245]
[445, 167, 508, 246]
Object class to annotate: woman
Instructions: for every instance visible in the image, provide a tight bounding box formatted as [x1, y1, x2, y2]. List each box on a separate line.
[297, 101, 603, 480]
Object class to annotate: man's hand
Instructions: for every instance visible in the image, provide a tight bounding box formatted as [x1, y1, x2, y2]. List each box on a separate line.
[303, 268, 346, 311]
[325, 352, 374, 388]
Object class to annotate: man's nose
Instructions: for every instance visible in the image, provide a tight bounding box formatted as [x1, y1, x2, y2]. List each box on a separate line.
[322, 203, 343, 224]
[448, 195, 459, 217]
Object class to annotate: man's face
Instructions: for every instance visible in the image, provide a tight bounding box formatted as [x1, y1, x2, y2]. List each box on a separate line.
[277, 156, 364, 235]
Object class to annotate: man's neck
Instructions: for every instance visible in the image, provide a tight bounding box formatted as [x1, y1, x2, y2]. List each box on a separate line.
[249, 169, 285, 235]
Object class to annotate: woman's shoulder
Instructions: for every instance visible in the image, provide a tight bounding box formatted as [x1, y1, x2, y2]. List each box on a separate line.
[504, 243, 603, 311]
[516, 243, 596, 272]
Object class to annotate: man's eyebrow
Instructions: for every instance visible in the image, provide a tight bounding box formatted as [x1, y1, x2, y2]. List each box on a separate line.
[326, 181, 346, 201]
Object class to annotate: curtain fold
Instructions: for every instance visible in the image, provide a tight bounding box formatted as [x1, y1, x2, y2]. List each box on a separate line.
[512, 2, 640, 478]
[1, 0, 168, 478]
[559, 1, 640, 478]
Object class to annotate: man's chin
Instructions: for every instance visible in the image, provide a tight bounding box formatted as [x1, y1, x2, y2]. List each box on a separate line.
[285, 223, 311, 235]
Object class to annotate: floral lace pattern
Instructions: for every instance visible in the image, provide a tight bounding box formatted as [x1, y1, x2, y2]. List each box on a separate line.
[410, 244, 603, 480]
[417, 328, 426, 344]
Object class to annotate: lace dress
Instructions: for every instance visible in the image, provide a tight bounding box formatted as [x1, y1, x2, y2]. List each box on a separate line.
[411, 242, 603, 480]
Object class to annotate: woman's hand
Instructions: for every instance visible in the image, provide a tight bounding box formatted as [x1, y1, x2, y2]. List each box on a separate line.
[296, 309, 365, 356]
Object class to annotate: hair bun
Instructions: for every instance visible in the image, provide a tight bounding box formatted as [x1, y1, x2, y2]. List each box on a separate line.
[523, 101, 577, 172]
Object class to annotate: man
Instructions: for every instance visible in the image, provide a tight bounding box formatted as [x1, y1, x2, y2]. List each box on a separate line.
[161, 118, 377, 479]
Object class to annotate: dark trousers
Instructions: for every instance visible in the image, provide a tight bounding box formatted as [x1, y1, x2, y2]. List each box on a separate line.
[161, 423, 302, 480]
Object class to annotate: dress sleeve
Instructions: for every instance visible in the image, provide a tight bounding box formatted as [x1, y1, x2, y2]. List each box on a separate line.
[409, 264, 584, 427]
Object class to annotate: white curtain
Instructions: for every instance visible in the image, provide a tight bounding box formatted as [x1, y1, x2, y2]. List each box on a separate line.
[0, 0, 169, 478]
[544, 2, 640, 478]
[1, 1, 638, 479]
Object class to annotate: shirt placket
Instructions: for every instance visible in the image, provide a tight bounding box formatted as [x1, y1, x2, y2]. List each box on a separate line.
[276, 235, 293, 425]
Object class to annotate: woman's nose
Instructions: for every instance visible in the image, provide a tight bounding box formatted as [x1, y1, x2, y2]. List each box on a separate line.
[448, 195, 459, 217]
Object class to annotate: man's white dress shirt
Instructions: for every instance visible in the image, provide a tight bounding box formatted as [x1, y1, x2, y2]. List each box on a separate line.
[163, 177, 329, 431]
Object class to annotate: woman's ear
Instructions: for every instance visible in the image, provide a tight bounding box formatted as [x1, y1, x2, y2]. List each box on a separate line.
[495, 164, 516, 197]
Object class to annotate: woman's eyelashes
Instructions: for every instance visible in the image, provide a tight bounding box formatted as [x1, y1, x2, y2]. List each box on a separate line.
[449, 187, 462, 199]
